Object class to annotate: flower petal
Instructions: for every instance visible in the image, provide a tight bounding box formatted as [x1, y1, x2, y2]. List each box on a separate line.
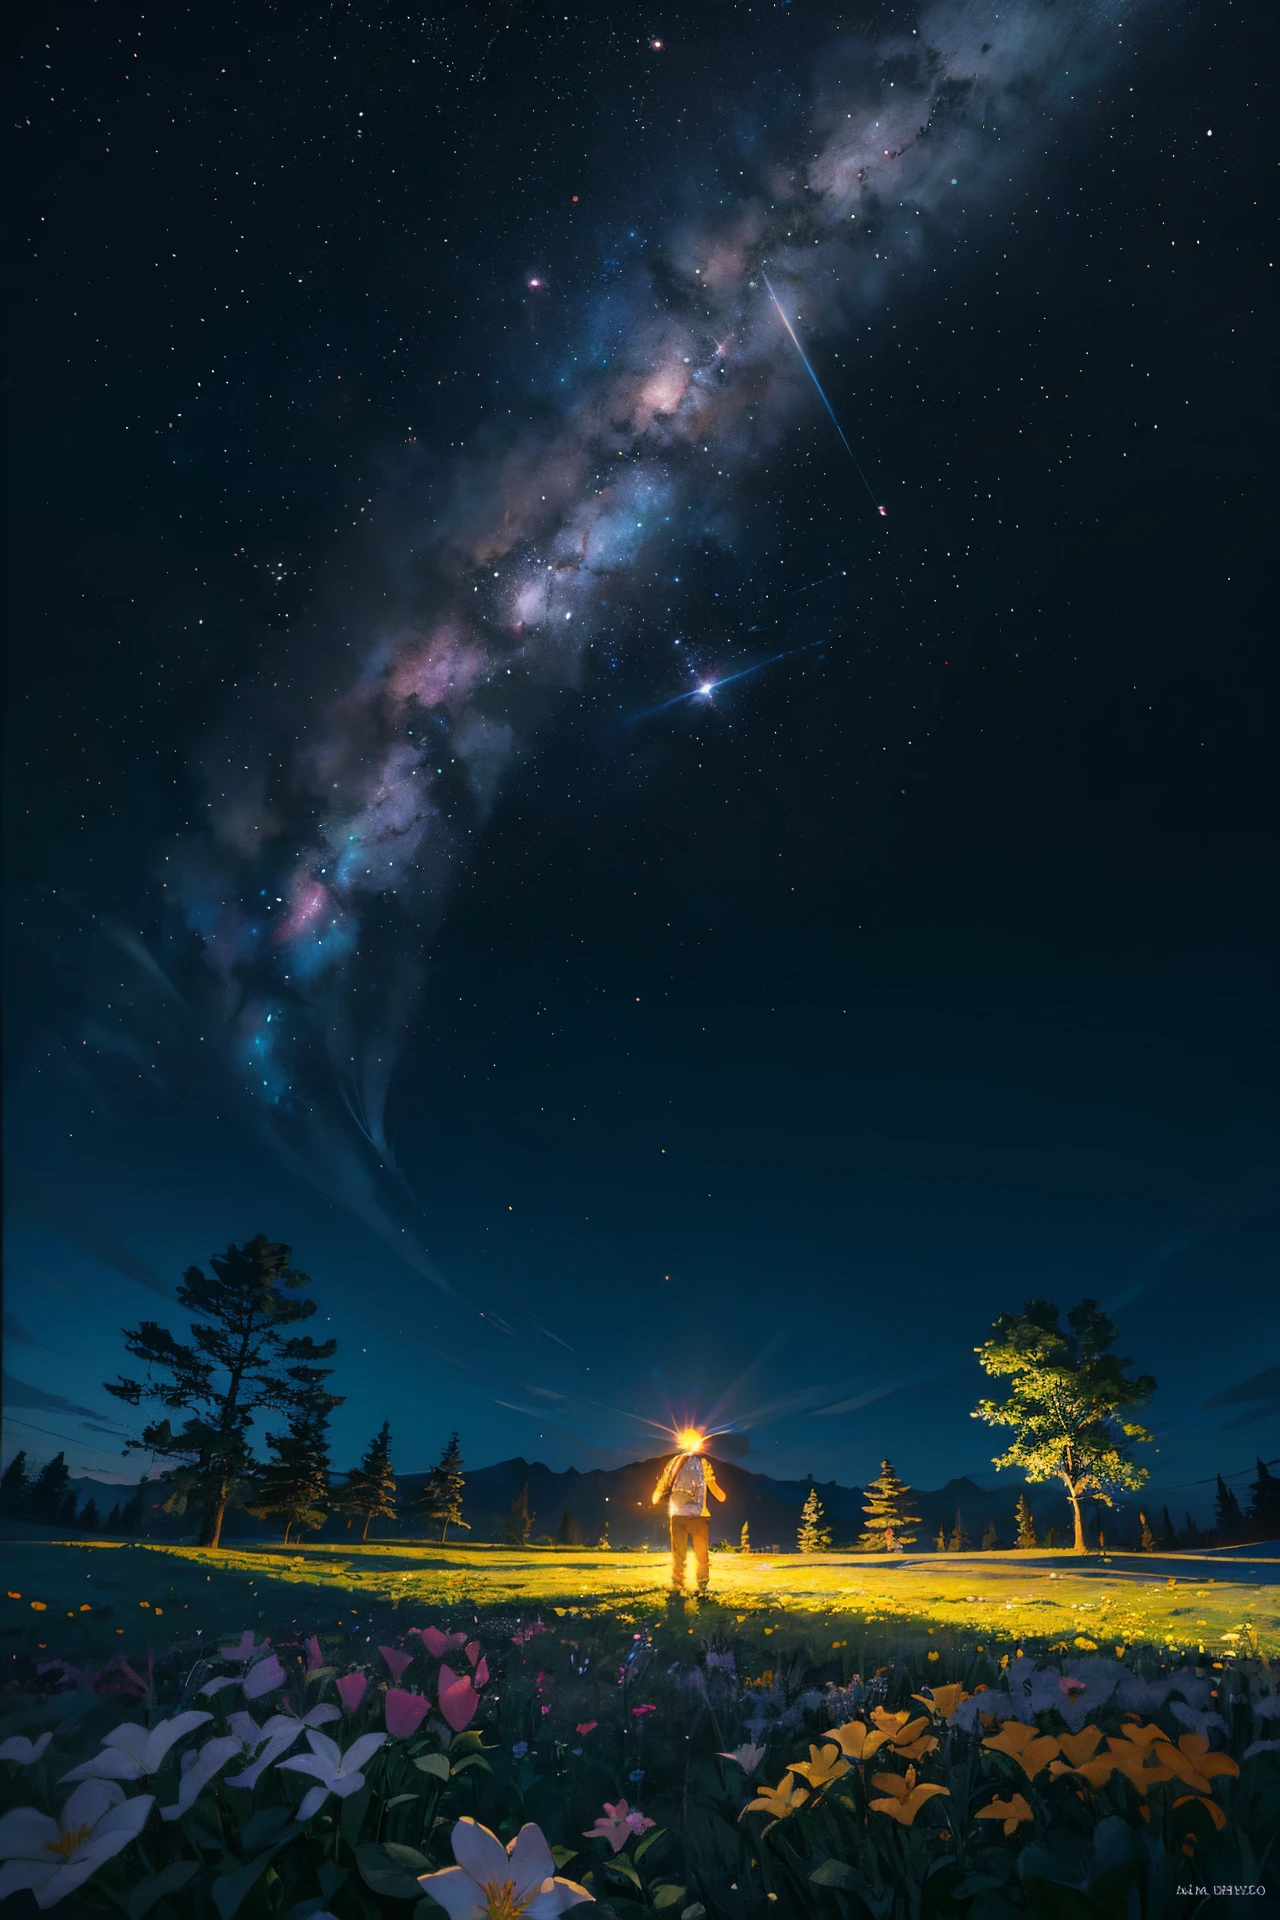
[0, 1860, 55, 1901]
[297, 1783, 330, 1822]
[0, 1806, 60, 1861]
[59, 1779, 126, 1835]
[526, 1878, 595, 1918]
[416, 1865, 487, 1920]
[161, 1736, 241, 1820]
[343, 1732, 388, 1774]
[506, 1823, 556, 1899]
[451, 1816, 514, 1890]
[244, 1656, 287, 1701]
[140, 1711, 214, 1773]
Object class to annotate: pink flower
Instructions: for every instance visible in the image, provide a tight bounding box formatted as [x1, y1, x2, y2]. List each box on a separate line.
[384, 1689, 431, 1739]
[576, 1722, 598, 1736]
[1059, 1677, 1087, 1699]
[438, 1666, 479, 1733]
[380, 1646, 413, 1683]
[336, 1673, 367, 1714]
[305, 1636, 324, 1673]
[583, 1799, 654, 1853]
[630, 1704, 657, 1718]
[465, 1641, 482, 1668]
[473, 1656, 489, 1688]
[413, 1627, 467, 1658]
[511, 1621, 547, 1648]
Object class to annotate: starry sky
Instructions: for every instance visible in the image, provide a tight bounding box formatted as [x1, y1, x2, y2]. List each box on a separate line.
[5, 0, 1276, 1515]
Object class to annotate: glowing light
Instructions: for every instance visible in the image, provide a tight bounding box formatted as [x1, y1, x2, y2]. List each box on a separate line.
[698, 682, 714, 696]
[528, 278, 542, 288]
[677, 1427, 704, 1453]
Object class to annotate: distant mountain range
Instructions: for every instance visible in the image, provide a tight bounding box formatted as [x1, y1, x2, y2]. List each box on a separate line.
[62, 1450, 1102, 1549]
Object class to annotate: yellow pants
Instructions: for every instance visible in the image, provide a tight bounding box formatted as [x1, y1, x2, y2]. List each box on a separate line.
[669, 1514, 709, 1589]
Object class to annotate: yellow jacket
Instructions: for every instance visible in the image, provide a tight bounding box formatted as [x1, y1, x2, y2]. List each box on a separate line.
[652, 1452, 726, 1518]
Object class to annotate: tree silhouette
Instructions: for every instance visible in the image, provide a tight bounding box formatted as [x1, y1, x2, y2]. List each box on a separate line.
[948, 1509, 971, 1552]
[80, 1497, 101, 1532]
[857, 1459, 921, 1552]
[1214, 1474, 1245, 1545]
[340, 1422, 398, 1542]
[981, 1517, 999, 1550]
[739, 1520, 751, 1555]
[0, 1452, 30, 1516]
[106, 1235, 334, 1549]
[503, 1482, 534, 1546]
[29, 1453, 71, 1525]
[1246, 1458, 1280, 1541]
[973, 1298, 1155, 1553]
[555, 1509, 582, 1547]
[413, 1433, 469, 1543]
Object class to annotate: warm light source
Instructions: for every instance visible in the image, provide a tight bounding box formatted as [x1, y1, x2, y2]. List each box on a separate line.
[677, 1427, 704, 1454]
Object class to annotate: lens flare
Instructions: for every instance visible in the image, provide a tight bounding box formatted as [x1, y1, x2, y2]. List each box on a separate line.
[677, 1426, 704, 1453]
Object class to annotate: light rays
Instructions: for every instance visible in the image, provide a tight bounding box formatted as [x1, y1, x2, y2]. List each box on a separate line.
[760, 270, 883, 512]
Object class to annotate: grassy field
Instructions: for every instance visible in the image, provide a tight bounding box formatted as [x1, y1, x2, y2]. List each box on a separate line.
[4, 1533, 1277, 1665]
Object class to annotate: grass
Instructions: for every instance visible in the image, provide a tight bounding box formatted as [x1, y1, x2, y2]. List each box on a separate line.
[4, 1534, 1278, 1667]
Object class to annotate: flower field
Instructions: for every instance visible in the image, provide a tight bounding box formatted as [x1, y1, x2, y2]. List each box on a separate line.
[2, 1538, 1278, 1916]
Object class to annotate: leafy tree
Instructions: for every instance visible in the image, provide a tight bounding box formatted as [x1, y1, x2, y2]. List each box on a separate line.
[413, 1433, 469, 1543]
[739, 1521, 751, 1555]
[1214, 1474, 1245, 1545]
[857, 1459, 921, 1552]
[340, 1422, 398, 1542]
[0, 1451, 30, 1516]
[502, 1482, 534, 1547]
[981, 1517, 999, 1550]
[105, 1235, 335, 1549]
[797, 1487, 832, 1553]
[29, 1453, 72, 1524]
[973, 1298, 1155, 1554]
[1014, 1492, 1038, 1548]
[948, 1509, 971, 1552]
[555, 1509, 583, 1547]
[1246, 1458, 1280, 1541]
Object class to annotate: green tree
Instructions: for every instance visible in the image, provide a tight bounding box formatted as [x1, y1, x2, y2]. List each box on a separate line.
[1246, 1458, 1280, 1541]
[106, 1504, 122, 1533]
[972, 1298, 1155, 1554]
[0, 1451, 30, 1516]
[948, 1509, 971, 1552]
[413, 1433, 469, 1543]
[248, 1405, 334, 1544]
[105, 1235, 334, 1549]
[857, 1459, 921, 1551]
[555, 1509, 582, 1547]
[739, 1520, 751, 1555]
[502, 1482, 534, 1546]
[981, 1517, 999, 1550]
[797, 1487, 832, 1553]
[1014, 1492, 1038, 1548]
[1213, 1474, 1245, 1545]
[340, 1422, 398, 1542]
[29, 1452, 72, 1524]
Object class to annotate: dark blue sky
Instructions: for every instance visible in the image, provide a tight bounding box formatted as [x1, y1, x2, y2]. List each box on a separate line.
[5, 0, 1276, 1516]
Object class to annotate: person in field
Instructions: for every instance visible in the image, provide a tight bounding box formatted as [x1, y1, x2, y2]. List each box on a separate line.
[651, 1429, 726, 1594]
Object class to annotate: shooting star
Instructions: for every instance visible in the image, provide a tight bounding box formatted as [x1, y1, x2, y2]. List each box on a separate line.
[760, 270, 884, 513]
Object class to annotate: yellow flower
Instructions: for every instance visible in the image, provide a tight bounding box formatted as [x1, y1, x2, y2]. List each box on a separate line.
[888, 1716, 932, 1749]
[982, 1721, 1061, 1781]
[1153, 1733, 1240, 1796]
[926, 1650, 940, 1662]
[740, 1774, 809, 1824]
[912, 1684, 968, 1720]
[868, 1765, 949, 1827]
[895, 1735, 940, 1761]
[1056, 1727, 1104, 1768]
[870, 1708, 913, 1736]
[828, 1720, 891, 1763]
[976, 1792, 1034, 1836]
[790, 1743, 850, 1791]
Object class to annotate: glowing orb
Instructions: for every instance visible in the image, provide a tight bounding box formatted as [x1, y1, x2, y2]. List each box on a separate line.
[677, 1427, 704, 1453]
[698, 683, 714, 697]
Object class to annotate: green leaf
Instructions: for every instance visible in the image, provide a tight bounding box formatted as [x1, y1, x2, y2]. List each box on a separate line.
[653, 1886, 687, 1910]
[414, 1752, 451, 1780]
[450, 1754, 491, 1775]
[633, 1828, 666, 1863]
[681, 1906, 707, 1920]
[811, 1860, 860, 1890]
[340, 1781, 373, 1846]
[128, 1859, 200, 1919]
[384, 1844, 433, 1874]
[603, 1855, 643, 1890]
[211, 1843, 292, 1920]
[449, 1729, 493, 1754]
[550, 1846, 579, 1868]
[239, 1805, 296, 1853]
[386, 1792, 419, 1810]
[356, 1842, 428, 1900]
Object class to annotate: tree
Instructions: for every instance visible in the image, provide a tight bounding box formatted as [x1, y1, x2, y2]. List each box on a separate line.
[797, 1487, 832, 1553]
[1182, 1510, 1204, 1548]
[247, 1392, 339, 1545]
[1139, 1510, 1155, 1552]
[105, 1235, 334, 1550]
[29, 1453, 72, 1525]
[0, 1452, 30, 1516]
[1246, 1459, 1280, 1541]
[981, 1518, 999, 1550]
[739, 1521, 751, 1555]
[857, 1459, 921, 1552]
[1014, 1492, 1038, 1549]
[413, 1433, 469, 1543]
[1159, 1506, 1179, 1550]
[1213, 1474, 1245, 1545]
[57, 1490, 78, 1529]
[555, 1509, 583, 1547]
[79, 1497, 101, 1532]
[340, 1422, 398, 1542]
[106, 1505, 122, 1533]
[1043, 1526, 1058, 1549]
[119, 1486, 146, 1536]
[934, 1524, 946, 1551]
[503, 1482, 534, 1547]
[948, 1510, 971, 1552]
[973, 1298, 1155, 1554]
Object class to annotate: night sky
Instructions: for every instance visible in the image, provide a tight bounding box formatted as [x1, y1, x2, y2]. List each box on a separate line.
[5, 0, 1276, 1518]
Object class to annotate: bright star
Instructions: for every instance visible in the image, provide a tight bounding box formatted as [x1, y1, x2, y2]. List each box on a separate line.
[698, 682, 714, 697]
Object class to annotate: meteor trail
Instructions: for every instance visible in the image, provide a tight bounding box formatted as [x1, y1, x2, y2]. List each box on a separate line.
[623, 636, 830, 726]
[760, 270, 883, 512]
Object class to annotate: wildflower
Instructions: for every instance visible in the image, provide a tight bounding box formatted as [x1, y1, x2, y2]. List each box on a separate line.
[1153, 1733, 1240, 1796]
[380, 1646, 414, 1683]
[336, 1673, 367, 1714]
[219, 1631, 270, 1664]
[160, 1734, 241, 1822]
[739, 1774, 809, 1826]
[867, 1766, 950, 1826]
[982, 1721, 1061, 1781]
[1173, 1792, 1227, 1831]
[512, 1742, 529, 1760]
[912, 1684, 968, 1720]
[0, 1779, 154, 1908]
[439, 1666, 480, 1733]
[223, 1713, 307, 1791]
[61, 1711, 213, 1784]
[716, 1743, 766, 1773]
[0, 1733, 52, 1767]
[976, 1792, 1034, 1836]
[385, 1690, 431, 1739]
[869, 1708, 914, 1736]
[414, 1626, 469, 1657]
[305, 1635, 324, 1672]
[895, 1733, 940, 1761]
[419, 1816, 592, 1917]
[828, 1720, 890, 1763]
[1053, 1727, 1105, 1769]
[277, 1728, 387, 1822]
[1059, 1677, 1087, 1700]
[789, 1742, 849, 1791]
[575, 1723, 598, 1737]
[244, 1654, 287, 1701]
[584, 1800, 653, 1851]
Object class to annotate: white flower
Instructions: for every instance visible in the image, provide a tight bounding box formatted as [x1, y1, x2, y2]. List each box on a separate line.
[198, 1675, 240, 1699]
[243, 1654, 287, 1701]
[0, 1779, 154, 1909]
[277, 1728, 387, 1822]
[61, 1711, 213, 1784]
[160, 1734, 242, 1821]
[717, 1743, 767, 1774]
[222, 1706, 329, 1791]
[0, 1733, 53, 1766]
[419, 1817, 594, 1919]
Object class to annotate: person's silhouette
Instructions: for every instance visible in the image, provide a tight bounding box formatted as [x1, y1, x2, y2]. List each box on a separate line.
[652, 1429, 726, 1593]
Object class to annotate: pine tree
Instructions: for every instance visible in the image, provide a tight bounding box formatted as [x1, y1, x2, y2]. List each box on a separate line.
[739, 1521, 751, 1555]
[57, 1489, 78, 1529]
[555, 1509, 582, 1547]
[1014, 1492, 1038, 1548]
[339, 1422, 397, 1542]
[0, 1452, 30, 1516]
[1213, 1474, 1245, 1545]
[247, 1396, 337, 1544]
[502, 1482, 534, 1546]
[79, 1497, 101, 1532]
[935, 1524, 946, 1551]
[857, 1459, 921, 1552]
[106, 1505, 122, 1533]
[1160, 1505, 1178, 1550]
[797, 1487, 832, 1553]
[1043, 1526, 1057, 1549]
[1183, 1510, 1203, 1547]
[981, 1518, 999, 1550]
[413, 1433, 469, 1543]
[120, 1486, 146, 1536]
[29, 1453, 72, 1524]
[1139, 1510, 1155, 1551]
[947, 1509, 971, 1552]
[1246, 1459, 1280, 1541]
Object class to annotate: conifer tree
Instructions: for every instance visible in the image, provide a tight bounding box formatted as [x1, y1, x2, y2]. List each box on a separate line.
[1043, 1525, 1058, 1549]
[935, 1524, 946, 1551]
[947, 1509, 971, 1551]
[120, 1486, 146, 1536]
[1139, 1510, 1155, 1551]
[57, 1489, 78, 1529]
[340, 1422, 398, 1542]
[555, 1509, 582, 1547]
[503, 1482, 533, 1546]
[248, 1393, 339, 1545]
[413, 1433, 469, 1543]
[1159, 1505, 1178, 1549]
[1246, 1458, 1280, 1540]
[29, 1453, 72, 1524]
[739, 1520, 751, 1554]
[857, 1459, 921, 1551]
[981, 1517, 999, 1550]
[106, 1505, 122, 1533]
[0, 1451, 30, 1516]
[1014, 1492, 1038, 1548]
[106, 1235, 335, 1549]
[79, 1497, 101, 1532]
[797, 1487, 832, 1553]
[1182, 1510, 1202, 1547]
[1213, 1474, 1245, 1545]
